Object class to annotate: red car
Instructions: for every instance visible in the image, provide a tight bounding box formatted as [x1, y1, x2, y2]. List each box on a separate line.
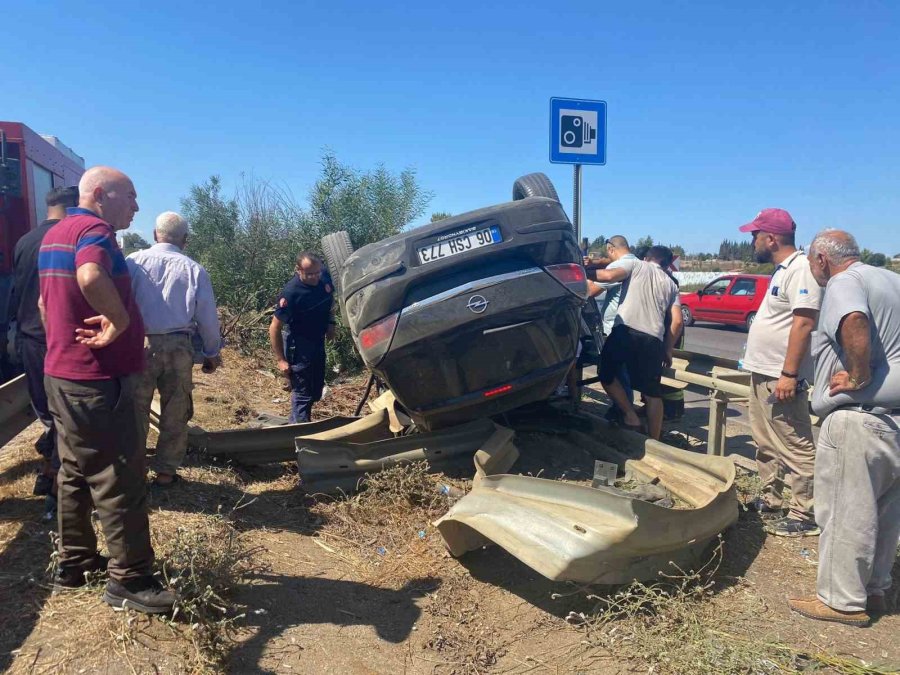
[679, 274, 768, 331]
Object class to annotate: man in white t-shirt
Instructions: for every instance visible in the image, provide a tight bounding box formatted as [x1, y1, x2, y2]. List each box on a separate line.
[739, 208, 822, 537]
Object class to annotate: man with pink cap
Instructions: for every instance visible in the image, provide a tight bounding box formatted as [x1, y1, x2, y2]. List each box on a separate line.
[739, 208, 822, 537]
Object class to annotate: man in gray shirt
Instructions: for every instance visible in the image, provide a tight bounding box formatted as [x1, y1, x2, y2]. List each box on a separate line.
[598, 246, 682, 440]
[788, 230, 900, 627]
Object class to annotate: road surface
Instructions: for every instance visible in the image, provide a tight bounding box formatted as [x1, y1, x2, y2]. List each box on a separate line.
[683, 323, 747, 361]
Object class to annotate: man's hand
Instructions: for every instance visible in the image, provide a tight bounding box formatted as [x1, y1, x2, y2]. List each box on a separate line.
[829, 370, 869, 396]
[774, 375, 797, 401]
[276, 358, 291, 378]
[74, 314, 129, 349]
[201, 355, 222, 374]
[663, 349, 674, 369]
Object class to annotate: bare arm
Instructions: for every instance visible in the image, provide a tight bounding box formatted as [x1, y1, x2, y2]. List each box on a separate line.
[38, 294, 46, 327]
[269, 315, 290, 377]
[829, 311, 871, 395]
[773, 308, 817, 400]
[593, 267, 629, 284]
[74, 263, 131, 348]
[664, 306, 683, 365]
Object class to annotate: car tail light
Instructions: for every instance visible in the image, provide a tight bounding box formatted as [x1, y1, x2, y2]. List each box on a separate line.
[358, 312, 399, 364]
[546, 263, 587, 297]
[483, 384, 513, 398]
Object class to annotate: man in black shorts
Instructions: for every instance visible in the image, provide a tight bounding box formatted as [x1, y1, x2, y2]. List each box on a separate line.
[599, 246, 682, 439]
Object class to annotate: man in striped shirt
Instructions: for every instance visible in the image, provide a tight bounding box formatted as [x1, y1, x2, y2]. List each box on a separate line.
[39, 166, 174, 614]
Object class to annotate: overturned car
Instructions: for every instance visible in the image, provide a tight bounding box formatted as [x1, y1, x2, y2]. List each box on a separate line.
[322, 174, 587, 430]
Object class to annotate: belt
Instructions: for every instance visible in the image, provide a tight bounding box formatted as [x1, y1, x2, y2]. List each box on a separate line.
[836, 404, 900, 416]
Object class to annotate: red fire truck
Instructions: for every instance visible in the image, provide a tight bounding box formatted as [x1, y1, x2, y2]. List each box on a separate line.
[1, 121, 85, 370]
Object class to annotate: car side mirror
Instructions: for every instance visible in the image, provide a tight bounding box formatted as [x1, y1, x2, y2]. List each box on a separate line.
[697, 290, 704, 297]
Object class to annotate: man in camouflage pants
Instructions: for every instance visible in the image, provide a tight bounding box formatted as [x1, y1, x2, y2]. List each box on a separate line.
[127, 212, 222, 486]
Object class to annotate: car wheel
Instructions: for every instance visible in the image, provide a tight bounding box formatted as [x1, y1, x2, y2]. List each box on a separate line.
[745, 312, 756, 331]
[681, 306, 694, 327]
[512, 172, 560, 202]
[321, 231, 354, 295]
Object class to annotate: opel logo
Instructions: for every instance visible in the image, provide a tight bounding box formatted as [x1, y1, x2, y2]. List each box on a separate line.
[466, 295, 489, 314]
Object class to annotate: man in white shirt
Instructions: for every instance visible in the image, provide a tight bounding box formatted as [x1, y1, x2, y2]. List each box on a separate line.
[738, 208, 821, 537]
[587, 236, 639, 422]
[127, 212, 222, 487]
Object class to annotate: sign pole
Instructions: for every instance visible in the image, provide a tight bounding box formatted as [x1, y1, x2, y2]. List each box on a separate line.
[573, 163, 582, 242]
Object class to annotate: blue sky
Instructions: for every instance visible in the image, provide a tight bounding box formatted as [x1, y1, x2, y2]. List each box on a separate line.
[4, 1, 899, 254]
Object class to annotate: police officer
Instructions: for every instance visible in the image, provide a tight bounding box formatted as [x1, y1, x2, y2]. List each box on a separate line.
[269, 252, 335, 423]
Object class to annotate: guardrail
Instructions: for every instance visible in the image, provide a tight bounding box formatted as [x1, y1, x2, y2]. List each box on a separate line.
[663, 349, 750, 457]
[0, 374, 36, 449]
[1, 349, 807, 460]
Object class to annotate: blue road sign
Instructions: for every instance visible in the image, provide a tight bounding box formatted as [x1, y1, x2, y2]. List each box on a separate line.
[549, 97, 607, 165]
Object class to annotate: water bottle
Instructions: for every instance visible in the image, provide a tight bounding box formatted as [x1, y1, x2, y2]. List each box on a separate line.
[738, 342, 747, 371]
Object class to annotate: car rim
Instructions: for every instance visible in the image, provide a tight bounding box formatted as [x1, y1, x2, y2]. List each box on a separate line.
[682, 308, 691, 323]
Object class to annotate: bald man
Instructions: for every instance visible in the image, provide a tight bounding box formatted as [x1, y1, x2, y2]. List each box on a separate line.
[39, 166, 175, 614]
[788, 229, 900, 626]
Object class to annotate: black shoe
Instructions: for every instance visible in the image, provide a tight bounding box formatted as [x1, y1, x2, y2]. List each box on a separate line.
[103, 576, 176, 614]
[766, 517, 821, 538]
[53, 554, 109, 591]
[663, 399, 685, 420]
[33, 473, 54, 496]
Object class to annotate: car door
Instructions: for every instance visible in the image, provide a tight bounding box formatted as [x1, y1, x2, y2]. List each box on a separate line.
[722, 276, 759, 325]
[693, 277, 734, 322]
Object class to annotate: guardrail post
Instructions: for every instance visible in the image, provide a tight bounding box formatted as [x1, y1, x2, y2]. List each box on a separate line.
[707, 390, 728, 456]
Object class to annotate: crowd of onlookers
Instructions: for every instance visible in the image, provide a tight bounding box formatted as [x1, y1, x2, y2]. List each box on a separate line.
[7, 165, 338, 615]
[582, 208, 900, 627]
[6, 172, 899, 628]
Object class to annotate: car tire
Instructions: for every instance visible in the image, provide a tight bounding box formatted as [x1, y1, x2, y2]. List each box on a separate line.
[744, 312, 756, 332]
[512, 172, 560, 202]
[321, 231, 354, 295]
[681, 306, 694, 327]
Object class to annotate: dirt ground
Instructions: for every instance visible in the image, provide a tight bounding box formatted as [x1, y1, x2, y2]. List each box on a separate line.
[1, 349, 898, 674]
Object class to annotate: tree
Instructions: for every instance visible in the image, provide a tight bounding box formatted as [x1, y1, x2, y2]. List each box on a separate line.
[588, 234, 607, 251]
[121, 232, 151, 256]
[636, 235, 654, 250]
[430, 211, 452, 222]
[860, 249, 887, 267]
[181, 155, 432, 373]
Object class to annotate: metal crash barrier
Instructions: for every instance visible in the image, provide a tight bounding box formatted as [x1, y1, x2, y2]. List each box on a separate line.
[661, 349, 819, 456]
[0, 374, 35, 449]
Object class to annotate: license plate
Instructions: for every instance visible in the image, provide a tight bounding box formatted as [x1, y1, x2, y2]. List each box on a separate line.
[417, 226, 502, 265]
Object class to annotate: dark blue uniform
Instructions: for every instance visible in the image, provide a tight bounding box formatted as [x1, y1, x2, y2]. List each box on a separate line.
[274, 273, 334, 422]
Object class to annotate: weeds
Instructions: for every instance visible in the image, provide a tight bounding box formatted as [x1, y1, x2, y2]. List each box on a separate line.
[159, 506, 266, 671]
[576, 538, 891, 675]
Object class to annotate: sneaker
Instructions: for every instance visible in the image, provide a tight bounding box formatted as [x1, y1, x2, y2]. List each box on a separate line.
[53, 554, 109, 591]
[766, 517, 821, 537]
[745, 497, 785, 520]
[33, 473, 54, 496]
[788, 596, 870, 626]
[103, 576, 176, 614]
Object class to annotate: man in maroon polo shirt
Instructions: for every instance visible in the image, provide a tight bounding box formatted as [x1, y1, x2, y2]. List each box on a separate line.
[39, 166, 175, 614]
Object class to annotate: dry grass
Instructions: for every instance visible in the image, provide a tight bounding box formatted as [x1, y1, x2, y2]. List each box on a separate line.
[313, 462, 458, 587]
[574, 540, 893, 675]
